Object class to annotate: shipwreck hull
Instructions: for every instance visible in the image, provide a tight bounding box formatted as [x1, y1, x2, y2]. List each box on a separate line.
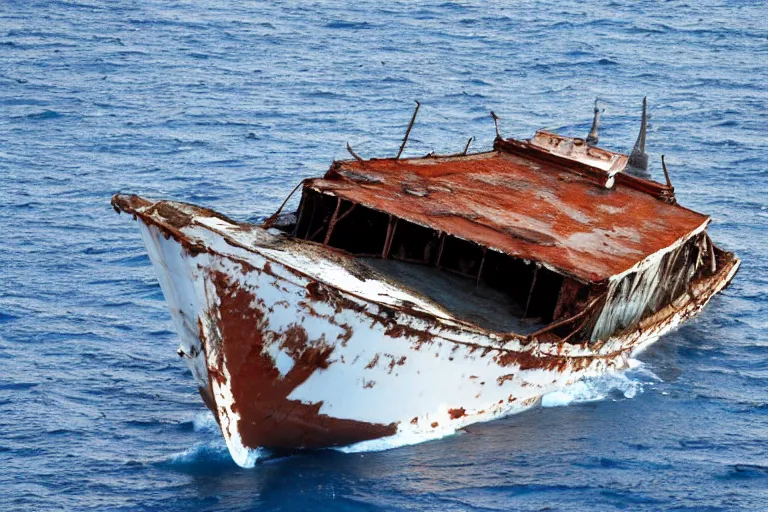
[115, 195, 739, 468]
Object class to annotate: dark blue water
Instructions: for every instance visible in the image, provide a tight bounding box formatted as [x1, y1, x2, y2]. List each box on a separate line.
[2, 1, 767, 510]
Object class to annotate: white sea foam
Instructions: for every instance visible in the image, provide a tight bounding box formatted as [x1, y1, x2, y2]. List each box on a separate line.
[338, 423, 462, 454]
[192, 411, 219, 433]
[184, 366, 660, 461]
[541, 358, 660, 408]
[167, 441, 230, 465]
[188, 411, 270, 466]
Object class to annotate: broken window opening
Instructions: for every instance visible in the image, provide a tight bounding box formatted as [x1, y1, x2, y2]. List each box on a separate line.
[286, 188, 591, 341]
[479, 251, 536, 312]
[298, 190, 389, 256]
[294, 190, 332, 242]
[524, 266, 564, 323]
[388, 219, 442, 264]
[438, 236, 485, 278]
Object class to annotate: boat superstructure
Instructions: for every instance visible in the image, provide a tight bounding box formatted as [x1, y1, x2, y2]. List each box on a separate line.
[112, 103, 739, 467]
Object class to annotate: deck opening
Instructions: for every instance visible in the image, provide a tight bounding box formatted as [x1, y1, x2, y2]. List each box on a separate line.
[289, 189, 726, 342]
[295, 191, 338, 242]
[286, 188, 593, 336]
[388, 219, 441, 264]
[330, 203, 389, 256]
[479, 251, 537, 310]
[524, 266, 565, 323]
[437, 235, 485, 277]
[298, 190, 390, 256]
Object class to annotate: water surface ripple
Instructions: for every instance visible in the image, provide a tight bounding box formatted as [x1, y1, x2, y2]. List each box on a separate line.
[1, 1, 767, 510]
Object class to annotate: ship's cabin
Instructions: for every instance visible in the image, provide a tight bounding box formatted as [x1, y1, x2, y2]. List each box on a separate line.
[267, 134, 719, 344]
[285, 188, 588, 336]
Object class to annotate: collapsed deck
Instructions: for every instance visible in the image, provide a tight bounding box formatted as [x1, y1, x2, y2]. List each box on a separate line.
[280, 132, 724, 343]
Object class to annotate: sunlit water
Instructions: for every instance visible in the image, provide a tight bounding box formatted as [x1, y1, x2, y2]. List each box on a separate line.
[2, 1, 767, 510]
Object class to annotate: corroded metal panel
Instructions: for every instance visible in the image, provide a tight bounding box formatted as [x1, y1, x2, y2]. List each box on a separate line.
[307, 145, 708, 284]
[529, 130, 628, 172]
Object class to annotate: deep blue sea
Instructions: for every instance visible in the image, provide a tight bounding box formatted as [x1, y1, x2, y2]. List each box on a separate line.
[2, 1, 767, 510]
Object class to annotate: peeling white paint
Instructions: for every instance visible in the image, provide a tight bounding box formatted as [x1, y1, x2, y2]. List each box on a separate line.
[128, 200, 738, 468]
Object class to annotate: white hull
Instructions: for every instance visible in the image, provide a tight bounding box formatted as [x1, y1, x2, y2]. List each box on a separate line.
[119, 197, 739, 468]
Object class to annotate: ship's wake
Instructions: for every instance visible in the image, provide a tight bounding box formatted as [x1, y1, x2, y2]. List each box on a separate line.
[164, 361, 660, 466]
[541, 358, 660, 408]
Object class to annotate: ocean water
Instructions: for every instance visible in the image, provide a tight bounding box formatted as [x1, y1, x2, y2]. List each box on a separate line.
[1, 0, 767, 510]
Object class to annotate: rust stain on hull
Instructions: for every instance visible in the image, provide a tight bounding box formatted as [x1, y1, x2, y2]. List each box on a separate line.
[207, 270, 397, 450]
[110, 114, 740, 465]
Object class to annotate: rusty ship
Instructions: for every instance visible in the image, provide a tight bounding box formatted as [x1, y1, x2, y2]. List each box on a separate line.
[112, 100, 739, 467]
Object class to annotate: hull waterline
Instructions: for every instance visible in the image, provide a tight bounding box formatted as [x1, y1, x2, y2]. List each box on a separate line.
[114, 195, 739, 468]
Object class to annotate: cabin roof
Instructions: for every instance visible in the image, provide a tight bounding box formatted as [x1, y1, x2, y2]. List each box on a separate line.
[305, 137, 709, 284]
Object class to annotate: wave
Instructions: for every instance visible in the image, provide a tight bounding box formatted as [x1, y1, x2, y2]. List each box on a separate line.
[156, 412, 266, 471]
[541, 359, 660, 407]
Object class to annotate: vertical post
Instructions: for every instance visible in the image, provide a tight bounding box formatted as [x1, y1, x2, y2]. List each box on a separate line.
[382, 217, 393, 258]
[303, 196, 317, 239]
[292, 196, 306, 237]
[382, 216, 399, 259]
[523, 265, 539, 319]
[435, 232, 446, 269]
[323, 197, 342, 245]
[396, 101, 421, 160]
[491, 111, 501, 139]
[474, 247, 487, 292]
[383, 218, 399, 259]
[661, 154, 674, 188]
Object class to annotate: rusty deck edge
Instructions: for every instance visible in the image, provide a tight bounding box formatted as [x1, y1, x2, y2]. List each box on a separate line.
[113, 193, 739, 362]
[110, 194, 523, 342]
[304, 183, 712, 287]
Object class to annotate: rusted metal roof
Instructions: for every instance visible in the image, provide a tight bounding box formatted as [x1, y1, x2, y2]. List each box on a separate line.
[306, 137, 709, 284]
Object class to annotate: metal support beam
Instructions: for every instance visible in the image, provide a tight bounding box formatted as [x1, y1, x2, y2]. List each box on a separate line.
[435, 232, 446, 269]
[292, 196, 306, 237]
[523, 265, 539, 319]
[263, 179, 306, 229]
[474, 248, 487, 292]
[396, 101, 421, 160]
[303, 197, 317, 239]
[661, 154, 674, 188]
[382, 216, 399, 258]
[491, 111, 501, 139]
[346, 143, 364, 162]
[323, 197, 342, 245]
[463, 137, 473, 155]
